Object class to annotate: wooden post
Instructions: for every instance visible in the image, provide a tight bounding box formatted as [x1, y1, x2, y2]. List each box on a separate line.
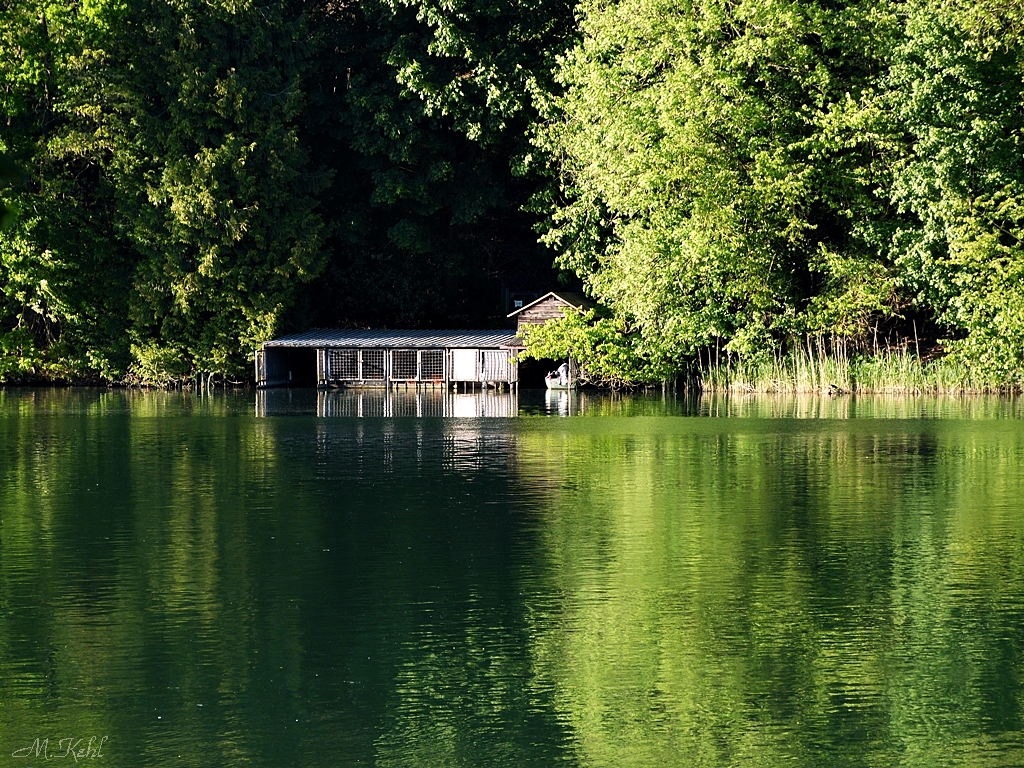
[255, 348, 266, 388]
[316, 348, 327, 387]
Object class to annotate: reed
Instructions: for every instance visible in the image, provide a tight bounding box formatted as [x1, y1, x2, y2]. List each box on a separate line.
[697, 338, 1008, 394]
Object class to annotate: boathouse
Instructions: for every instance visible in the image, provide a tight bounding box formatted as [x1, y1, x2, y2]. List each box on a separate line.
[256, 329, 519, 389]
[256, 291, 595, 389]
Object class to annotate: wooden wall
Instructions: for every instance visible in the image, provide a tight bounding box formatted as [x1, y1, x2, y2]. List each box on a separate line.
[516, 297, 573, 332]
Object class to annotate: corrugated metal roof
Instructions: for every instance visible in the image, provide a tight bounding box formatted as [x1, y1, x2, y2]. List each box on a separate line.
[264, 329, 519, 349]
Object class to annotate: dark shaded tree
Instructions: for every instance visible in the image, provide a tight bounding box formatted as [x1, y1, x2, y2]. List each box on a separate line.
[293, 0, 576, 330]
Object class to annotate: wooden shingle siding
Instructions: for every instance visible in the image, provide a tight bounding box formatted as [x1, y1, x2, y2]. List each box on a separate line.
[516, 296, 575, 332]
[507, 291, 593, 335]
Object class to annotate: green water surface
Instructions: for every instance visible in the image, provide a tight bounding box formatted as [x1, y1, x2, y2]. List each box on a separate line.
[1, 388, 1023, 767]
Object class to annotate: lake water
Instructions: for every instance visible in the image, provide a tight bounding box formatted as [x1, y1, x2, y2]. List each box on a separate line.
[1, 387, 1024, 767]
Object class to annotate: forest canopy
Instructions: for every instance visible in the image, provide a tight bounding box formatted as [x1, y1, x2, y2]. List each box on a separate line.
[1, 0, 1023, 385]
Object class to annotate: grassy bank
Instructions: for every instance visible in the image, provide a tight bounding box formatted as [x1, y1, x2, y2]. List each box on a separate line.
[697, 340, 1011, 395]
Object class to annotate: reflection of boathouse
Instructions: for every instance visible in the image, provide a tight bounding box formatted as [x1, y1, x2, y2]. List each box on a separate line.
[256, 329, 519, 389]
[256, 388, 520, 417]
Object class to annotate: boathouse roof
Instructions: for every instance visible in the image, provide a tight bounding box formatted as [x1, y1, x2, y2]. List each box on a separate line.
[264, 329, 519, 349]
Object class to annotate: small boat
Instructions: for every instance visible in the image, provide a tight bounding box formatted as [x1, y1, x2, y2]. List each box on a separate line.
[546, 362, 574, 390]
[544, 373, 575, 391]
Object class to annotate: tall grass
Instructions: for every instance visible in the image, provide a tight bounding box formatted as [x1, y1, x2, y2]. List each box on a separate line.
[698, 337, 1007, 394]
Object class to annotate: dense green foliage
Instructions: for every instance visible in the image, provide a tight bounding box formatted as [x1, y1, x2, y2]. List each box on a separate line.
[516, 307, 676, 386]
[0, 0, 571, 381]
[536, 0, 1024, 386]
[0, 151, 24, 229]
[1, 0, 1023, 384]
[541, 0, 902, 357]
[888, 0, 1024, 384]
[294, 0, 574, 332]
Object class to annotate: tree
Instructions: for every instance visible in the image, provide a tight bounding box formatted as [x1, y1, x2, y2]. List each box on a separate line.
[105, 0, 328, 380]
[888, 0, 1024, 385]
[294, 0, 575, 330]
[0, 0, 135, 379]
[0, 152, 25, 230]
[515, 307, 677, 387]
[540, 0, 904, 370]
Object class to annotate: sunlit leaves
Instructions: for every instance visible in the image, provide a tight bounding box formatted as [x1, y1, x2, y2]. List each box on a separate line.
[540, 0, 904, 370]
[537, 0, 1024, 384]
[888, 0, 1024, 385]
[517, 308, 676, 386]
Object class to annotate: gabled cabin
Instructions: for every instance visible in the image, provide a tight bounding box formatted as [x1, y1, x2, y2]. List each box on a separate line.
[255, 329, 519, 389]
[506, 291, 593, 337]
